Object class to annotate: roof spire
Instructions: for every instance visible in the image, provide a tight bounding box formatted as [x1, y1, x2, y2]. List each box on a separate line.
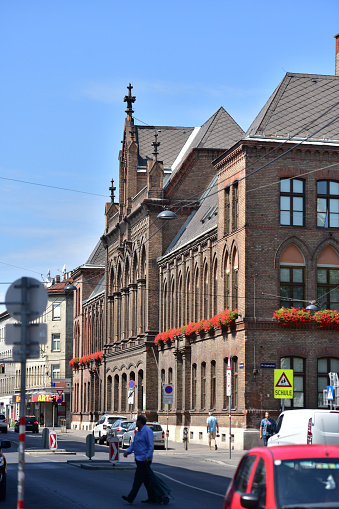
[109, 178, 116, 203]
[124, 83, 136, 117]
[152, 132, 160, 162]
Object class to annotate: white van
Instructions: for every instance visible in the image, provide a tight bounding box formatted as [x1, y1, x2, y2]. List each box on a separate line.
[268, 409, 339, 447]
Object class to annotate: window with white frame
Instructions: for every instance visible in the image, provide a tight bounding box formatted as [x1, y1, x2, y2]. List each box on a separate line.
[280, 178, 305, 226]
[51, 364, 60, 379]
[52, 333, 60, 352]
[52, 303, 61, 320]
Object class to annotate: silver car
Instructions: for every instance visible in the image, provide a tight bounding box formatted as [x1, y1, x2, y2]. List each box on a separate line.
[0, 415, 8, 434]
[93, 414, 126, 444]
[107, 419, 134, 446]
[122, 421, 165, 449]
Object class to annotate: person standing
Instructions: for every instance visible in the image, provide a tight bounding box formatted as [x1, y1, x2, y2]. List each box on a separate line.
[260, 411, 276, 446]
[122, 414, 155, 504]
[206, 411, 219, 450]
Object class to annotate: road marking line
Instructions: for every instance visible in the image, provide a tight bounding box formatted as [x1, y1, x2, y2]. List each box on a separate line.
[154, 470, 224, 498]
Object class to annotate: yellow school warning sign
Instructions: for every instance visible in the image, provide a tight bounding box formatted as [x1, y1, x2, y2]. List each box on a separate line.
[274, 369, 293, 399]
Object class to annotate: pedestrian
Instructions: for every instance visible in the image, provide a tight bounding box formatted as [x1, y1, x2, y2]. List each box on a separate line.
[206, 411, 219, 450]
[260, 411, 276, 446]
[122, 414, 156, 504]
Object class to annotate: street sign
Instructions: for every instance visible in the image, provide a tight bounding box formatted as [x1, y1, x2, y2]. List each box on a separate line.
[5, 277, 48, 321]
[49, 431, 57, 450]
[226, 357, 231, 396]
[274, 369, 293, 399]
[128, 380, 135, 389]
[260, 362, 276, 369]
[164, 384, 173, 404]
[109, 437, 119, 462]
[327, 385, 334, 401]
[128, 389, 134, 404]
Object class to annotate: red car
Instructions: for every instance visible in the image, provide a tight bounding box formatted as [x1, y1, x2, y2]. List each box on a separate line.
[224, 445, 339, 509]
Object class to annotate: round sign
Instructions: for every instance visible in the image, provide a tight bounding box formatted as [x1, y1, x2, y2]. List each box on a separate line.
[164, 385, 173, 394]
[128, 380, 135, 389]
[6, 277, 48, 322]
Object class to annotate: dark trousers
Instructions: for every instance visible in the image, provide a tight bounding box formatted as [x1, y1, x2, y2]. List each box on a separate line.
[263, 436, 269, 446]
[128, 460, 154, 502]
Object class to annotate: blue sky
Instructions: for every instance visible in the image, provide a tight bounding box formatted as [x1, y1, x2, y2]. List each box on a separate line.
[0, 1, 338, 310]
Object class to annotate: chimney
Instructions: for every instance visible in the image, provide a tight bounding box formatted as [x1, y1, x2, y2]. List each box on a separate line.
[55, 275, 60, 283]
[335, 33, 339, 76]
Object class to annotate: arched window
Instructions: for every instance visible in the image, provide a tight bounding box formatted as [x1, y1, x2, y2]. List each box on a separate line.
[201, 362, 206, 409]
[163, 282, 168, 331]
[317, 180, 339, 228]
[192, 363, 197, 410]
[280, 357, 305, 408]
[317, 246, 339, 310]
[186, 271, 191, 324]
[170, 278, 175, 328]
[232, 250, 238, 309]
[225, 255, 230, 309]
[212, 260, 218, 316]
[178, 274, 183, 327]
[210, 361, 216, 409]
[137, 370, 143, 411]
[232, 182, 239, 230]
[280, 178, 305, 226]
[121, 373, 127, 412]
[203, 264, 209, 319]
[114, 375, 119, 412]
[194, 267, 200, 321]
[280, 244, 305, 308]
[161, 369, 165, 411]
[107, 375, 112, 412]
[225, 187, 230, 234]
[318, 357, 339, 407]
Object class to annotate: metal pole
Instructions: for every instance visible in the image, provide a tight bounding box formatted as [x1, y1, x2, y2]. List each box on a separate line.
[229, 394, 232, 459]
[166, 409, 169, 450]
[17, 277, 28, 509]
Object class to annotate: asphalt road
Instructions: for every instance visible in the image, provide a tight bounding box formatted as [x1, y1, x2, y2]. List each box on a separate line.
[2, 428, 244, 509]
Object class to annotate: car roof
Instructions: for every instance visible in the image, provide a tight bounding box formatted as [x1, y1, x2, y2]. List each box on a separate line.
[248, 444, 339, 461]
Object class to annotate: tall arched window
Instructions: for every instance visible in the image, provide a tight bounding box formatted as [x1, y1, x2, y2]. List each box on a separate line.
[194, 267, 200, 321]
[192, 363, 197, 410]
[201, 362, 206, 409]
[280, 244, 305, 308]
[186, 271, 191, 323]
[178, 274, 183, 327]
[225, 255, 230, 309]
[121, 373, 127, 412]
[161, 369, 165, 410]
[170, 278, 175, 328]
[163, 281, 168, 331]
[318, 357, 339, 407]
[212, 259, 218, 316]
[107, 376, 112, 412]
[210, 360, 216, 409]
[232, 182, 239, 230]
[317, 246, 339, 310]
[203, 264, 209, 319]
[114, 375, 119, 411]
[232, 250, 238, 309]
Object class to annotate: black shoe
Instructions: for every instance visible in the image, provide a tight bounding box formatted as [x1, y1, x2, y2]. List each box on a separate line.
[215, 444, 218, 450]
[141, 500, 156, 504]
[122, 495, 133, 504]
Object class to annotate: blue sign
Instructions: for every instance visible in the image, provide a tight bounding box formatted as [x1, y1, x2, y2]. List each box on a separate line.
[239, 362, 244, 369]
[327, 385, 334, 401]
[260, 362, 276, 369]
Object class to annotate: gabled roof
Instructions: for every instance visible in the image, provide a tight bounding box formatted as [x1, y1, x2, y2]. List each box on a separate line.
[246, 73, 339, 142]
[135, 126, 194, 170]
[161, 175, 218, 258]
[193, 107, 244, 150]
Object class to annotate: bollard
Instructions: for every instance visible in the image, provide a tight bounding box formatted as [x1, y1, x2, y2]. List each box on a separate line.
[86, 433, 95, 460]
[41, 428, 50, 449]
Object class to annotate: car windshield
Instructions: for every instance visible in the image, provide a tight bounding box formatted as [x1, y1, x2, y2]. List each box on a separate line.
[107, 417, 120, 424]
[121, 421, 133, 429]
[275, 457, 339, 507]
[26, 418, 36, 423]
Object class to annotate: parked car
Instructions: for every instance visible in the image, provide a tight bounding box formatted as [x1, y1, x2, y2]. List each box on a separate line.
[106, 419, 134, 446]
[223, 444, 339, 509]
[0, 415, 7, 434]
[93, 414, 126, 444]
[122, 421, 165, 449]
[14, 416, 39, 433]
[268, 408, 339, 446]
[0, 439, 11, 501]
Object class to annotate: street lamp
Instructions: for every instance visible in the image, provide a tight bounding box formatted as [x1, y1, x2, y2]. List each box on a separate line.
[306, 301, 320, 313]
[157, 210, 177, 220]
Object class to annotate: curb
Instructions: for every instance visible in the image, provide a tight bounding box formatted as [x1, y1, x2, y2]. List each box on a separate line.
[67, 460, 136, 470]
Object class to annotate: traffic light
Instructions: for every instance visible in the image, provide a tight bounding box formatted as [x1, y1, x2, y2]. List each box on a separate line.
[0, 364, 4, 374]
[51, 396, 57, 407]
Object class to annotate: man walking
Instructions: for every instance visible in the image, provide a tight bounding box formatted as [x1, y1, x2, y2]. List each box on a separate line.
[206, 411, 219, 450]
[122, 414, 155, 504]
[260, 411, 276, 446]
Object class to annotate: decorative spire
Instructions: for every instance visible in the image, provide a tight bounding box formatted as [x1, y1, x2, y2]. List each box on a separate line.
[152, 132, 160, 162]
[124, 83, 136, 115]
[109, 178, 116, 203]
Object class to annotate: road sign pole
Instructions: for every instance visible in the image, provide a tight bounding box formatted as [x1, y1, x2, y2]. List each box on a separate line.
[227, 356, 232, 459]
[18, 277, 29, 509]
[166, 410, 169, 450]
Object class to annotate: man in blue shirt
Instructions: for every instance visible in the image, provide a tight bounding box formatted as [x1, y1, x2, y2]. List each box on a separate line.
[260, 411, 276, 446]
[206, 411, 219, 450]
[122, 414, 155, 504]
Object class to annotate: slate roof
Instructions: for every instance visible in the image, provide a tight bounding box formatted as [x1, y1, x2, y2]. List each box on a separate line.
[85, 239, 105, 266]
[162, 175, 218, 257]
[135, 126, 194, 169]
[246, 73, 339, 141]
[47, 276, 74, 292]
[193, 107, 244, 150]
